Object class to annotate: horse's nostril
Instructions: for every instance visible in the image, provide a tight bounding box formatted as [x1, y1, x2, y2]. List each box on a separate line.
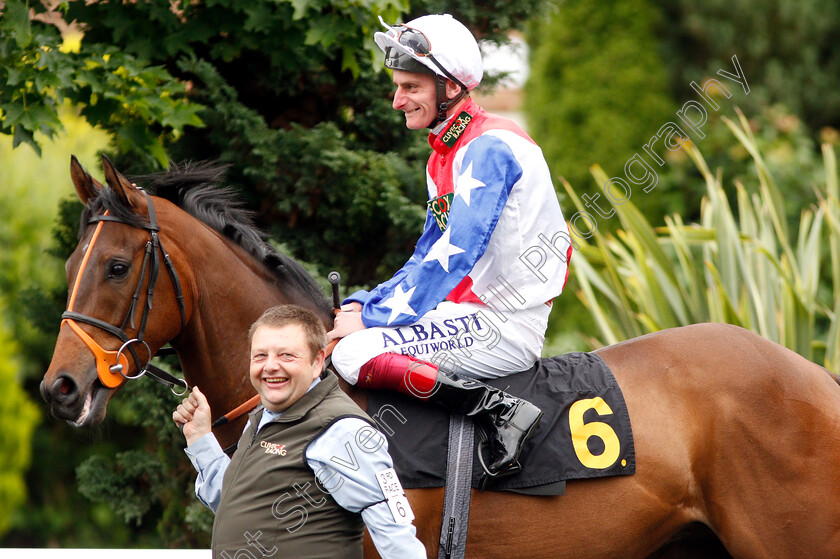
[50, 374, 79, 405]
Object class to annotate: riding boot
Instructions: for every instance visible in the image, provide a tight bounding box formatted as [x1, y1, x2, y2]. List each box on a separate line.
[358, 353, 543, 480]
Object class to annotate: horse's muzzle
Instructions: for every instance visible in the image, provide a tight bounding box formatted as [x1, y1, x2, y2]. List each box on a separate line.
[41, 373, 97, 424]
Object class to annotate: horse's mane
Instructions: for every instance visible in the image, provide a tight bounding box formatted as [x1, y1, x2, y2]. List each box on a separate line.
[80, 161, 332, 316]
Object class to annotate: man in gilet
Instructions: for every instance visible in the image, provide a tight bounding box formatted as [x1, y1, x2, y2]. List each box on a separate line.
[174, 305, 426, 559]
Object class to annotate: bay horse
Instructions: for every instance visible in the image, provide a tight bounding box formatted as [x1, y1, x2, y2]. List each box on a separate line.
[42, 155, 840, 558]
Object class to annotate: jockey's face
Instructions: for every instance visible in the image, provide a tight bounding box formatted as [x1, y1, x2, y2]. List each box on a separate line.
[392, 70, 438, 129]
[392, 70, 466, 130]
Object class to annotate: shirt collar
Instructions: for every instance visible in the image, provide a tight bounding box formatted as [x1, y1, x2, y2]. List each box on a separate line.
[428, 97, 481, 155]
[430, 114, 453, 136]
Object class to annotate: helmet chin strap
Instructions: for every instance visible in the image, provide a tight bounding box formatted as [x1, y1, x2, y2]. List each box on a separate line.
[429, 76, 468, 129]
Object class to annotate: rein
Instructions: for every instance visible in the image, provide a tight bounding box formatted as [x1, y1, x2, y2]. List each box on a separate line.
[61, 189, 189, 395]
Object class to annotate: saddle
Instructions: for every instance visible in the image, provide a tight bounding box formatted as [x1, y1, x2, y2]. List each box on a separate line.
[365, 351, 636, 493]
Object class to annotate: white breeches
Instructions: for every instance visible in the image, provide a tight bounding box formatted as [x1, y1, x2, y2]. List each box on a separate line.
[331, 301, 550, 384]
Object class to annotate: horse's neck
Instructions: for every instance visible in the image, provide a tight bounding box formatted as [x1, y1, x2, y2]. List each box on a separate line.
[161, 211, 337, 446]
[169, 226, 295, 444]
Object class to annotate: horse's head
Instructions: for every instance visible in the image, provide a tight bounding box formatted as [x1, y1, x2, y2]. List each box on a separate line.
[41, 155, 192, 427]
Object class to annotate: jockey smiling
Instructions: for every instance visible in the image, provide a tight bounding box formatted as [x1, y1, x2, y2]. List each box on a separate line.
[328, 13, 572, 481]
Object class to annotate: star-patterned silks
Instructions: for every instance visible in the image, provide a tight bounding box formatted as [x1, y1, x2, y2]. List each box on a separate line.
[338, 95, 577, 332]
[381, 284, 418, 324]
[343, 133, 521, 327]
[454, 161, 487, 206]
[423, 226, 466, 272]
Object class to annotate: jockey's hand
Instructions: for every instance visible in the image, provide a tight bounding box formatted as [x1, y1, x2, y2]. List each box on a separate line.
[340, 302, 362, 312]
[328, 310, 366, 341]
[173, 386, 213, 446]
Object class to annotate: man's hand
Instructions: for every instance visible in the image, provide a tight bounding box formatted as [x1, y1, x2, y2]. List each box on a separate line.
[328, 304, 366, 341]
[173, 386, 213, 446]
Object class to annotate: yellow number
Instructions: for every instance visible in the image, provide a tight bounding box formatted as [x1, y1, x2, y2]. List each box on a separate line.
[569, 397, 621, 469]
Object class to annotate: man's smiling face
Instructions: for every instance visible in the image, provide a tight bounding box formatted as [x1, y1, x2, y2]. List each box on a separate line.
[249, 324, 324, 412]
[391, 69, 439, 130]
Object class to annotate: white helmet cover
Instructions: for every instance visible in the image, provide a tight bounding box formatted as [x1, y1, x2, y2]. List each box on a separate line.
[374, 14, 483, 90]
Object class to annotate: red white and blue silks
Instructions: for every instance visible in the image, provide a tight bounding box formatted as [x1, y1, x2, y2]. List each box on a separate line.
[345, 98, 571, 329]
[334, 99, 572, 382]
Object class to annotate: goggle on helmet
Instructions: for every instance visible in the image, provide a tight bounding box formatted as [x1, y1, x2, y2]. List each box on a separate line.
[374, 14, 483, 128]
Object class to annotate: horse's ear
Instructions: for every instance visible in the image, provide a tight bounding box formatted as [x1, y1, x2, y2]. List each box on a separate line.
[70, 155, 103, 204]
[101, 154, 142, 209]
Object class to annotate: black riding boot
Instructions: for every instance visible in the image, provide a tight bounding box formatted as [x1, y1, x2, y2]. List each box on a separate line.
[430, 371, 543, 481]
[357, 353, 543, 481]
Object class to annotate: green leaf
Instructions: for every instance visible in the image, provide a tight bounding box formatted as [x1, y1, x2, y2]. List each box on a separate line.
[5, 66, 26, 87]
[4, 1, 33, 48]
[12, 125, 38, 154]
[304, 22, 335, 47]
[290, 0, 314, 20]
[571, 110, 840, 369]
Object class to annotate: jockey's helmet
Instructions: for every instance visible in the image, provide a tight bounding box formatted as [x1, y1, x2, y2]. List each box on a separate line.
[375, 14, 483, 127]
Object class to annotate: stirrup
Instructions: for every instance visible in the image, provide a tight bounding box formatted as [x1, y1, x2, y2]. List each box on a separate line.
[476, 440, 522, 489]
[474, 434, 523, 486]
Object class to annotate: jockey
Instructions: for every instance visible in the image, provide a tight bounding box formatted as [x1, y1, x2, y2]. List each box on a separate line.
[328, 14, 572, 481]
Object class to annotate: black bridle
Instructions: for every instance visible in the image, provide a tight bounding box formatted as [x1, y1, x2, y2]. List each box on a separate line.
[61, 189, 189, 395]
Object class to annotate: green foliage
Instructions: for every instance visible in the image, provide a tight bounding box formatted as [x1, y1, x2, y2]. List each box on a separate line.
[0, 107, 111, 539]
[0, 106, 110, 369]
[0, 0, 203, 166]
[525, 0, 676, 220]
[77, 451, 167, 526]
[70, 0, 407, 78]
[171, 57, 428, 285]
[0, 109, 119, 546]
[409, 0, 551, 41]
[266, 120, 427, 284]
[0, 320, 40, 538]
[655, 0, 840, 135]
[565, 108, 840, 371]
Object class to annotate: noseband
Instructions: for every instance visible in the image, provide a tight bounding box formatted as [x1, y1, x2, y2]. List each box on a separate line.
[61, 189, 189, 395]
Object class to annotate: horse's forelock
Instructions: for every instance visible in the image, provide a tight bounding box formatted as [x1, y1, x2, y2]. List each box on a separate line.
[78, 188, 147, 238]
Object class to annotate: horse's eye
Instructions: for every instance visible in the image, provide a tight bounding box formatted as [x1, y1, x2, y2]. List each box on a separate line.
[106, 261, 130, 279]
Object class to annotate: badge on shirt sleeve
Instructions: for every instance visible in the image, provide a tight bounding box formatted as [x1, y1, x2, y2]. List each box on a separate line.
[428, 192, 454, 232]
[375, 467, 414, 525]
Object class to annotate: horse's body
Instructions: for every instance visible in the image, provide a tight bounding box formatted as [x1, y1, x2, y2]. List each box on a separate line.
[42, 157, 840, 558]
